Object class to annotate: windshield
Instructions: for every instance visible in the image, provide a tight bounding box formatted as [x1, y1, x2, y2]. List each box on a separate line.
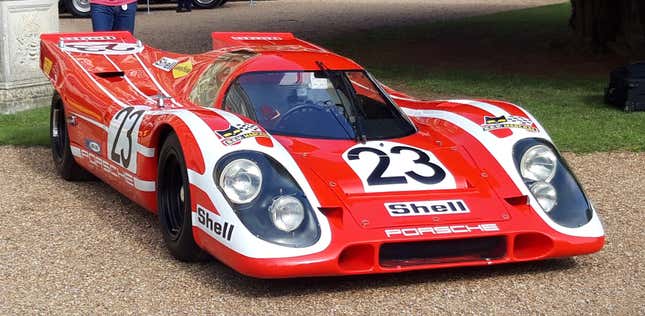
[222, 70, 415, 140]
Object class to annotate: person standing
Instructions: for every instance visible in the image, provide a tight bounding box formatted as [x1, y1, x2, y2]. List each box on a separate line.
[90, 0, 138, 34]
[176, 0, 192, 12]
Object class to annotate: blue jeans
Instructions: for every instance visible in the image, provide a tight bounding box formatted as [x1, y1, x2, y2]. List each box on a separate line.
[91, 3, 137, 34]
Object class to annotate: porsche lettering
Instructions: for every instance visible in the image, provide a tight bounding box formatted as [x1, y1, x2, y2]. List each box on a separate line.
[385, 223, 500, 238]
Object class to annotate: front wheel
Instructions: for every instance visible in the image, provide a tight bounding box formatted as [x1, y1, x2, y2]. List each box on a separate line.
[192, 0, 224, 9]
[62, 0, 91, 18]
[157, 132, 208, 262]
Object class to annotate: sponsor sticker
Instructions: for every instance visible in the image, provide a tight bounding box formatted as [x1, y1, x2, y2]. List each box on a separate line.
[309, 73, 329, 89]
[85, 139, 101, 154]
[385, 223, 500, 238]
[385, 199, 469, 217]
[481, 115, 538, 133]
[172, 60, 192, 78]
[43, 57, 53, 77]
[196, 206, 234, 242]
[216, 123, 268, 146]
[153, 57, 179, 72]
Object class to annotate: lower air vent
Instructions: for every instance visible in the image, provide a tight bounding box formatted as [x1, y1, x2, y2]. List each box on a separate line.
[379, 236, 506, 268]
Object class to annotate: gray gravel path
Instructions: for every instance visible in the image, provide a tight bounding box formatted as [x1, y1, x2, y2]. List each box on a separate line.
[1, 148, 643, 314]
[60, 0, 564, 54]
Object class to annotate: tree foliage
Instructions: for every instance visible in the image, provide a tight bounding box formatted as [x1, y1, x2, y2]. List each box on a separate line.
[570, 0, 645, 56]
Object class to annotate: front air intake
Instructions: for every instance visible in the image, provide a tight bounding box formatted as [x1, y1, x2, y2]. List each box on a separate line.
[379, 236, 506, 268]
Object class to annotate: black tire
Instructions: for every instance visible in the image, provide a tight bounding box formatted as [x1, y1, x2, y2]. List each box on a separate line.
[62, 0, 91, 18]
[192, 0, 221, 9]
[50, 92, 94, 181]
[157, 133, 208, 262]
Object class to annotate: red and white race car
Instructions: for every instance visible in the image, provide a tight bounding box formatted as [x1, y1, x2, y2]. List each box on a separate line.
[39, 31, 604, 278]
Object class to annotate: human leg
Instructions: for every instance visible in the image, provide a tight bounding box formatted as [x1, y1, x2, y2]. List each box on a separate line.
[113, 2, 137, 34]
[90, 4, 115, 32]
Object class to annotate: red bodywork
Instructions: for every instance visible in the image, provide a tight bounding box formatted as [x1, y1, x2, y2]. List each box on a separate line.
[40, 31, 604, 278]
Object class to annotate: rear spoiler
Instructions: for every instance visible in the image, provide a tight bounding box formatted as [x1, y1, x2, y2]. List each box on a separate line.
[211, 32, 326, 51]
[40, 31, 138, 46]
[39, 32, 142, 86]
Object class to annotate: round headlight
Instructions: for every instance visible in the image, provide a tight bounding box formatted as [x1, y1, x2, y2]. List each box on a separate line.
[530, 181, 557, 212]
[269, 196, 305, 232]
[219, 159, 262, 204]
[520, 144, 557, 182]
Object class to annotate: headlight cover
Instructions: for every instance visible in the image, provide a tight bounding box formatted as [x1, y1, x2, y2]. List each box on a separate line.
[520, 144, 557, 182]
[269, 195, 305, 232]
[219, 159, 262, 204]
[215, 151, 320, 247]
[529, 181, 557, 212]
[514, 139, 592, 227]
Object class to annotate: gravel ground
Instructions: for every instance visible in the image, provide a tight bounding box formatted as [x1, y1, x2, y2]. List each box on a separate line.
[60, 0, 564, 54]
[1, 147, 643, 314]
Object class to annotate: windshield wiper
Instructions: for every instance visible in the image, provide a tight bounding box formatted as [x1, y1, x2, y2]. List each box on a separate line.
[315, 61, 367, 143]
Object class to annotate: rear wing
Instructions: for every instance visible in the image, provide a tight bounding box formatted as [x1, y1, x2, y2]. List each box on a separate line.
[41, 31, 142, 55]
[211, 32, 326, 51]
[39, 32, 143, 87]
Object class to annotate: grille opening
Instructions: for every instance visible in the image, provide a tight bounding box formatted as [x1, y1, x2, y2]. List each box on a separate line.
[338, 244, 375, 271]
[513, 233, 553, 259]
[379, 236, 506, 268]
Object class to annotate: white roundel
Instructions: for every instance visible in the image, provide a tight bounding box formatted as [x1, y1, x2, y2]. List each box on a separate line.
[343, 141, 456, 193]
[62, 42, 144, 55]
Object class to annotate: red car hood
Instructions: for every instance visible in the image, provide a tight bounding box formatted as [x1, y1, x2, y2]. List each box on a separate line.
[275, 134, 514, 229]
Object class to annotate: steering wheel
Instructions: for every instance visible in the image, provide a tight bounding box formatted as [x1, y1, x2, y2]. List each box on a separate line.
[273, 102, 331, 130]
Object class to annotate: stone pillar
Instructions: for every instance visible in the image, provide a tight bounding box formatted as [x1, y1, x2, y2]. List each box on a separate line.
[0, 0, 58, 114]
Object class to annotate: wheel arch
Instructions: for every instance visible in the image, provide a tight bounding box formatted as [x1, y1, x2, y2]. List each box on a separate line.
[145, 117, 206, 175]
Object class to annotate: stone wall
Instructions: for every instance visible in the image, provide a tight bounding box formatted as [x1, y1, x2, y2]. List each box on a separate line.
[0, 0, 58, 114]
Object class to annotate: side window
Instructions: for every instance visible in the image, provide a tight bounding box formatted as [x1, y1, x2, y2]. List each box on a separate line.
[223, 83, 255, 120]
[347, 71, 381, 102]
[189, 51, 256, 107]
[347, 71, 391, 118]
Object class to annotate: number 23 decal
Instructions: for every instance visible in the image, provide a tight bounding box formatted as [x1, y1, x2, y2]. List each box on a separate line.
[108, 107, 146, 172]
[344, 142, 456, 192]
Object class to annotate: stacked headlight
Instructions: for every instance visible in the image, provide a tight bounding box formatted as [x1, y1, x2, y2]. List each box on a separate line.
[520, 145, 557, 182]
[219, 159, 263, 204]
[215, 151, 320, 247]
[519, 144, 558, 212]
[269, 196, 305, 232]
[513, 139, 592, 228]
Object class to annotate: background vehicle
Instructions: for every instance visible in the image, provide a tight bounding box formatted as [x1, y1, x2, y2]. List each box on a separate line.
[60, 0, 228, 18]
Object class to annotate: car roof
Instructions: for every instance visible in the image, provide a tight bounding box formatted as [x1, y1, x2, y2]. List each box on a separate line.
[226, 46, 364, 73]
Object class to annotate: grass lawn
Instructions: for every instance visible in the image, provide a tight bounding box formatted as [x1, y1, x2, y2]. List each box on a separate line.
[0, 107, 50, 146]
[321, 3, 645, 153]
[1, 3, 643, 152]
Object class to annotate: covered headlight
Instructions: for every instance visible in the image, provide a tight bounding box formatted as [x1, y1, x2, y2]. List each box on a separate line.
[520, 144, 557, 182]
[269, 196, 305, 232]
[529, 181, 557, 212]
[514, 139, 592, 228]
[219, 159, 262, 204]
[215, 151, 321, 247]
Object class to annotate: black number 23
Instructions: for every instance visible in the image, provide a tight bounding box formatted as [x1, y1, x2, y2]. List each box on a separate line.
[110, 107, 145, 169]
[347, 145, 446, 186]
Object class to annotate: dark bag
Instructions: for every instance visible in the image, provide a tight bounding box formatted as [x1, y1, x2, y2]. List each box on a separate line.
[605, 62, 645, 112]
